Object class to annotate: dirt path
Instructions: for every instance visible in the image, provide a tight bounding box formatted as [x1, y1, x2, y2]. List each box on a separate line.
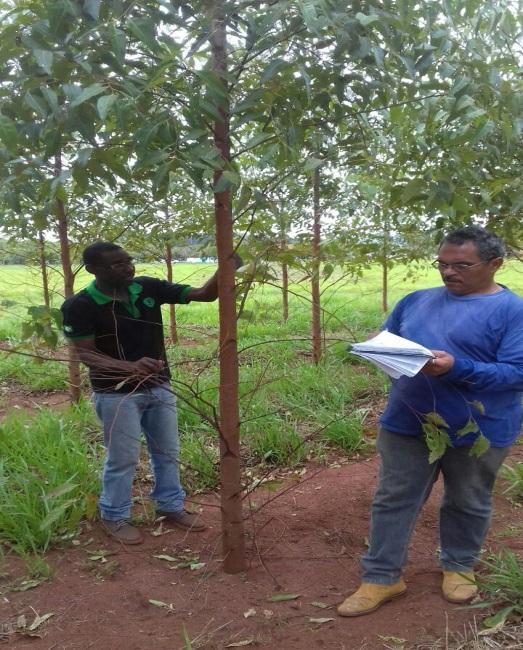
[1, 445, 522, 650]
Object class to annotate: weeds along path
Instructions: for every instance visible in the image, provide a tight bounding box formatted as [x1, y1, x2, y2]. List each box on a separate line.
[1, 445, 522, 650]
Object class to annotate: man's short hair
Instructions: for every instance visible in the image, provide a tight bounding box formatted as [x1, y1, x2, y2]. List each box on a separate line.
[82, 242, 123, 266]
[440, 226, 506, 260]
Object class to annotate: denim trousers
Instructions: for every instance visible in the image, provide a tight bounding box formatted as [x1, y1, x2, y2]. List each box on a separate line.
[93, 384, 186, 521]
[361, 428, 509, 584]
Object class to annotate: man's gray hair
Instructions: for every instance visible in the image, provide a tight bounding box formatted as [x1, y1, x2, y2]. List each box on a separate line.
[440, 226, 506, 260]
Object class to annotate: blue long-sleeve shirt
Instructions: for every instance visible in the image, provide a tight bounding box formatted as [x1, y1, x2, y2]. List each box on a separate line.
[380, 286, 523, 447]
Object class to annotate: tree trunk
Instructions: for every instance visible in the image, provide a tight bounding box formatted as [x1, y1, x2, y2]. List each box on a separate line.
[55, 154, 81, 403]
[311, 167, 322, 364]
[382, 218, 389, 312]
[38, 229, 50, 309]
[210, 3, 246, 574]
[165, 242, 178, 343]
[282, 260, 289, 323]
[280, 227, 289, 322]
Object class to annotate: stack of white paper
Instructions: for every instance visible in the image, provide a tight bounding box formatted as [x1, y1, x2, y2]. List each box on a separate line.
[350, 330, 434, 379]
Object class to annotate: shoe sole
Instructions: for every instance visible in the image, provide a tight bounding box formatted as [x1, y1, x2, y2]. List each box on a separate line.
[338, 589, 407, 617]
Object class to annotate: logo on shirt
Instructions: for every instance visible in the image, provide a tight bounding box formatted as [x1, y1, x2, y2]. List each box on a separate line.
[143, 297, 155, 308]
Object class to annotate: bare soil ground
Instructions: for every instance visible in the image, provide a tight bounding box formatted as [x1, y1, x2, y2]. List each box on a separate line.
[1, 442, 522, 650]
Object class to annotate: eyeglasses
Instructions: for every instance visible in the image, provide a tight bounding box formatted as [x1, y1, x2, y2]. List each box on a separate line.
[431, 260, 489, 272]
[107, 257, 134, 270]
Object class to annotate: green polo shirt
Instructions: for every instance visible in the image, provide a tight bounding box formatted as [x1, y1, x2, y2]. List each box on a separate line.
[61, 276, 191, 392]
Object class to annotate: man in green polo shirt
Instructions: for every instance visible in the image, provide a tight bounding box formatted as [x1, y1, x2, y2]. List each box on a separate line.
[62, 241, 235, 544]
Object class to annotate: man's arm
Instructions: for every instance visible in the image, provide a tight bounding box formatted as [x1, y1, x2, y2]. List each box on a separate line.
[185, 253, 243, 303]
[70, 338, 164, 378]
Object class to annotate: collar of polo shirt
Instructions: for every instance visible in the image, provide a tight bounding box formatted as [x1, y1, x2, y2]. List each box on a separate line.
[85, 280, 143, 318]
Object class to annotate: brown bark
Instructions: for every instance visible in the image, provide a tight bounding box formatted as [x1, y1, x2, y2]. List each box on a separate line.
[282, 260, 289, 323]
[165, 243, 178, 343]
[382, 219, 389, 312]
[210, 3, 246, 574]
[38, 229, 50, 309]
[311, 167, 322, 364]
[55, 155, 81, 403]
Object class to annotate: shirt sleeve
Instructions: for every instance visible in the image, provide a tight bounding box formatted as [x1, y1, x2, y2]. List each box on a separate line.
[61, 297, 95, 340]
[382, 298, 405, 335]
[153, 279, 193, 305]
[444, 304, 523, 392]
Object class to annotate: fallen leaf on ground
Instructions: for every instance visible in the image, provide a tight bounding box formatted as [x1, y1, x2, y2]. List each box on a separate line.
[309, 617, 335, 624]
[148, 599, 174, 611]
[11, 578, 46, 592]
[152, 554, 178, 562]
[243, 608, 256, 618]
[190, 562, 206, 571]
[28, 612, 54, 631]
[310, 601, 331, 609]
[268, 593, 301, 602]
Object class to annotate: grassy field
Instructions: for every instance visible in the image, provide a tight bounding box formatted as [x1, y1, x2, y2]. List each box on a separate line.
[0, 260, 522, 555]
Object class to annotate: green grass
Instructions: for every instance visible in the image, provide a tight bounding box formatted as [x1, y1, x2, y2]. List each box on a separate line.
[501, 462, 523, 502]
[0, 401, 102, 554]
[477, 552, 523, 627]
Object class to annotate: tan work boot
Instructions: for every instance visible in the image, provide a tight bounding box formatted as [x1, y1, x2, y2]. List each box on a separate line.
[102, 519, 143, 544]
[337, 580, 407, 617]
[442, 571, 477, 603]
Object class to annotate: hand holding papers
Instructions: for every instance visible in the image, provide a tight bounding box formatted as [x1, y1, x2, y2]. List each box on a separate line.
[350, 331, 434, 379]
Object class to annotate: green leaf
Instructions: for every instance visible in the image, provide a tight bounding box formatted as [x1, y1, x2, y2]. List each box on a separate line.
[0, 115, 18, 153]
[260, 58, 287, 84]
[33, 49, 53, 74]
[425, 412, 449, 428]
[355, 12, 380, 26]
[304, 157, 323, 172]
[39, 498, 77, 530]
[483, 605, 514, 628]
[76, 147, 93, 167]
[422, 421, 452, 463]
[469, 400, 485, 415]
[127, 17, 160, 53]
[24, 91, 48, 117]
[41, 86, 59, 112]
[110, 27, 126, 65]
[268, 593, 301, 602]
[469, 434, 490, 458]
[401, 179, 427, 203]
[214, 174, 231, 193]
[456, 418, 479, 437]
[97, 95, 116, 120]
[70, 83, 105, 108]
[83, 0, 101, 20]
[44, 482, 77, 500]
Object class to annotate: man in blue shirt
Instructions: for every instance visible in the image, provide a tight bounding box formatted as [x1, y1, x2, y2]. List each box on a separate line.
[338, 226, 523, 617]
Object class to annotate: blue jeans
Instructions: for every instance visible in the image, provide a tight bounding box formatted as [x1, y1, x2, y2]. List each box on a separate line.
[93, 384, 186, 521]
[361, 428, 509, 584]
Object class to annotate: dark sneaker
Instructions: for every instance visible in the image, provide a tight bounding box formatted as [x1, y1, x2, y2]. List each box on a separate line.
[101, 519, 143, 544]
[156, 510, 206, 532]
